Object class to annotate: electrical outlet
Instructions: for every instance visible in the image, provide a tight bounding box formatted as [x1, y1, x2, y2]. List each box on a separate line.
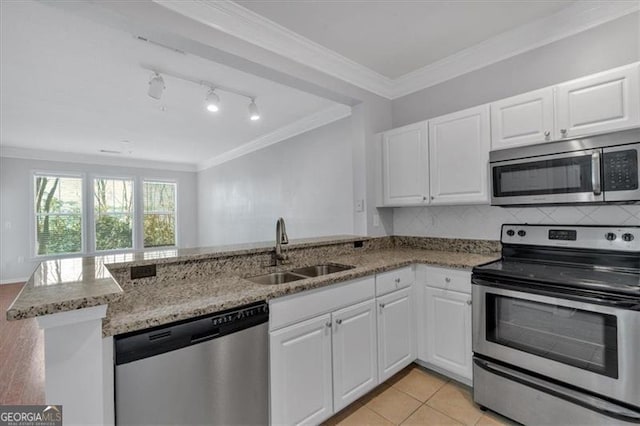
[131, 264, 156, 279]
[355, 199, 364, 212]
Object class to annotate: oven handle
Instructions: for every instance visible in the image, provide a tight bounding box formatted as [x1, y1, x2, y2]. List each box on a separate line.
[472, 277, 640, 310]
[474, 358, 640, 423]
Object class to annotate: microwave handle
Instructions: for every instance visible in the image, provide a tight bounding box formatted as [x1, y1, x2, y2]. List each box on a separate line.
[591, 151, 601, 195]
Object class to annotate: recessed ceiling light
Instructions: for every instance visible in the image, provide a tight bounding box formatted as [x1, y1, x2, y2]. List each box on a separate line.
[205, 89, 220, 113]
[248, 99, 260, 121]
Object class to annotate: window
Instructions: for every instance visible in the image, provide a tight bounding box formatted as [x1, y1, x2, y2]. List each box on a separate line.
[143, 181, 176, 248]
[34, 174, 83, 256]
[94, 178, 134, 251]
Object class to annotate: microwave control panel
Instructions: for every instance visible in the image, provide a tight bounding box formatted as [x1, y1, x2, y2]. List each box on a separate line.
[603, 149, 638, 191]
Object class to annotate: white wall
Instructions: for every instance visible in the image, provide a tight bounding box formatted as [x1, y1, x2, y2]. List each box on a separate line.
[0, 157, 198, 282]
[197, 117, 355, 246]
[390, 13, 640, 240]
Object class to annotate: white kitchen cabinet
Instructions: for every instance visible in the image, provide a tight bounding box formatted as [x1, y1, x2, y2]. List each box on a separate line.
[423, 287, 473, 382]
[428, 105, 491, 205]
[381, 122, 429, 206]
[332, 299, 378, 412]
[377, 287, 415, 382]
[491, 88, 555, 150]
[270, 314, 333, 426]
[555, 63, 640, 139]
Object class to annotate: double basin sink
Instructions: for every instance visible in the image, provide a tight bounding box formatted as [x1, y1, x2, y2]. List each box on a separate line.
[248, 263, 354, 285]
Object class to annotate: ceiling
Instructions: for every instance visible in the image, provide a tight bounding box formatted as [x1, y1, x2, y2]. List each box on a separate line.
[235, 1, 575, 79]
[0, 1, 339, 166]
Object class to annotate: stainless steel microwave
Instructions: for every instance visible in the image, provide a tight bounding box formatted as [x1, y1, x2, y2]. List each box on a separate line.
[490, 128, 640, 206]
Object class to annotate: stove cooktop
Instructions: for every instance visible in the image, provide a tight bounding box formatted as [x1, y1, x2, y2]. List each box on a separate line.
[473, 258, 640, 296]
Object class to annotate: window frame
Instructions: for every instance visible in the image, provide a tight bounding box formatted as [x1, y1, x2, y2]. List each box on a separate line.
[30, 172, 180, 260]
[91, 175, 137, 254]
[30, 170, 86, 259]
[142, 179, 178, 249]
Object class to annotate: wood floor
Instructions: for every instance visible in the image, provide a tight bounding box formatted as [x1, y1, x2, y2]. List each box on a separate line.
[0, 283, 45, 405]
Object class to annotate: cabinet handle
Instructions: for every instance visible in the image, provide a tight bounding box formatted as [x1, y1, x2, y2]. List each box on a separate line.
[445, 277, 451, 283]
[544, 131, 550, 137]
[395, 278, 401, 284]
[467, 299, 472, 305]
[560, 128, 567, 136]
[325, 321, 332, 328]
[336, 319, 343, 325]
[379, 303, 386, 309]
[422, 196, 427, 201]
[430, 196, 435, 200]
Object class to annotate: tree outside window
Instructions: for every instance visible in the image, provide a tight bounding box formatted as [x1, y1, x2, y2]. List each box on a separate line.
[143, 181, 176, 248]
[94, 178, 134, 251]
[34, 175, 83, 255]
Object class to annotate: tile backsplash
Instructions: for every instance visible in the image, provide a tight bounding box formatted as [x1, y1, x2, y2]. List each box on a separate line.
[393, 205, 640, 240]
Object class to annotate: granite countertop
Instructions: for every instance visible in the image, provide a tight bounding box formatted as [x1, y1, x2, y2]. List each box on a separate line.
[103, 248, 498, 336]
[6, 257, 124, 321]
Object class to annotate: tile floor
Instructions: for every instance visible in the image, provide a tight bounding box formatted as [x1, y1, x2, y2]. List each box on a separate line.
[324, 364, 518, 426]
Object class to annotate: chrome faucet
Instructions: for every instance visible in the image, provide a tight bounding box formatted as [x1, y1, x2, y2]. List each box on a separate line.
[274, 217, 289, 266]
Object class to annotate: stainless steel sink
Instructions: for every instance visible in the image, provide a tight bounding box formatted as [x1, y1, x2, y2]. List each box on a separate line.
[247, 271, 306, 285]
[290, 264, 355, 277]
[247, 263, 355, 285]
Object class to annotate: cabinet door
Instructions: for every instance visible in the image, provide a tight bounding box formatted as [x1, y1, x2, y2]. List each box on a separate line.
[270, 314, 333, 425]
[423, 287, 472, 381]
[428, 105, 491, 205]
[381, 122, 429, 206]
[555, 63, 640, 139]
[491, 88, 554, 150]
[377, 287, 415, 382]
[332, 300, 378, 412]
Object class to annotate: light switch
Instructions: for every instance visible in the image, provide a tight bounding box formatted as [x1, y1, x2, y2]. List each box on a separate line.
[355, 199, 364, 212]
[373, 214, 380, 227]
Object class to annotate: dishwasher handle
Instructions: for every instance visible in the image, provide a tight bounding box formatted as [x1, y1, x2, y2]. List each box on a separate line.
[115, 301, 269, 365]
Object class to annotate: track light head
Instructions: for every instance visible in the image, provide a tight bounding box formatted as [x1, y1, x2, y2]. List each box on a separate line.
[148, 73, 165, 100]
[248, 99, 260, 121]
[205, 89, 220, 113]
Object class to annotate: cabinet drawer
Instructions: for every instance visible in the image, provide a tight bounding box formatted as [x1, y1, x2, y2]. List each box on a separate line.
[375, 266, 414, 296]
[269, 276, 375, 331]
[422, 266, 471, 294]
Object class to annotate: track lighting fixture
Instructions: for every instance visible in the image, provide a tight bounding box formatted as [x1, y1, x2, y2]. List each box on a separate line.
[248, 99, 260, 121]
[204, 89, 220, 113]
[147, 72, 165, 100]
[143, 66, 261, 121]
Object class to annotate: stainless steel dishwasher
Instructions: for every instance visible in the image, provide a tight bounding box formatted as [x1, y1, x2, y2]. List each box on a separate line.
[114, 301, 269, 426]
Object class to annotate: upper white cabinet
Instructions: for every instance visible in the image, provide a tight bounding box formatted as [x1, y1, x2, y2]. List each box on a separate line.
[555, 63, 640, 139]
[381, 122, 429, 206]
[491, 88, 554, 150]
[428, 105, 491, 205]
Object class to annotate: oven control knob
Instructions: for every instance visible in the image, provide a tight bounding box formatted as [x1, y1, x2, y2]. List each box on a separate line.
[517, 230, 526, 237]
[506, 229, 515, 237]
[605, 232, 617, 241]
[622, 233, 634, 242]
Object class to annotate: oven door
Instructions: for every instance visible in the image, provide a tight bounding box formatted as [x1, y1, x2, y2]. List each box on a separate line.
[472, 281, 640, 408]
[491, 149, 604, 205]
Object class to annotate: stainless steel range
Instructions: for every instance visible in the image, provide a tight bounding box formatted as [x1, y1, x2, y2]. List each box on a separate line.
[472, 224, 640, 425]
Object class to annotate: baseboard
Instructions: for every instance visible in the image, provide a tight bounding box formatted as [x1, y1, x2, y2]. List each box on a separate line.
[0, 278, 28, 285]
[414, 359, 473, 387]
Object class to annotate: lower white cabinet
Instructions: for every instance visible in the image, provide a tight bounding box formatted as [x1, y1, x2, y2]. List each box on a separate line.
[423, 287, 472, 381]
[332, 299, 378, 412]
[377, 287, 416, 382]
[270, 314, 333, 426]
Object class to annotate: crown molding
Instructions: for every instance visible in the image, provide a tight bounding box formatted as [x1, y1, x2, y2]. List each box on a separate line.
[154, 0, 394, 99]
[157, 0, 639, 101]
[0, 146, 198, 172]
[392, 1, 640, 99]
[197, 104, 352, 171]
